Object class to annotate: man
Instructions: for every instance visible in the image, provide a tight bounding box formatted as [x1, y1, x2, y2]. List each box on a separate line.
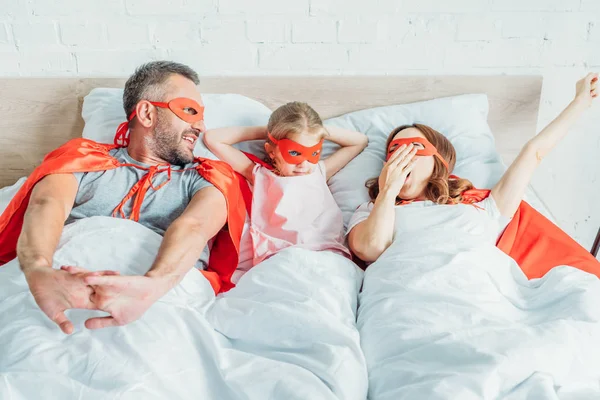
[0, 61, 245, 334]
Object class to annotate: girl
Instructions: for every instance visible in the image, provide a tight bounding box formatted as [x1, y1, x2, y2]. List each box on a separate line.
[204, 101, 368, 270]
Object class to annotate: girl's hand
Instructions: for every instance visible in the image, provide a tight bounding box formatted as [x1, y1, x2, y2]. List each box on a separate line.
[378, 144, 418, 198]
[574, 72, 598, 109]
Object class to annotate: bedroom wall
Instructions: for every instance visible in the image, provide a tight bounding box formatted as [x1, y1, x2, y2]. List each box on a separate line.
[1, 0, 599, 251]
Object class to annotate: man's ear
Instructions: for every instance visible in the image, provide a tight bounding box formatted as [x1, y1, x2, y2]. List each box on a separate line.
[134, 101, 157, 128]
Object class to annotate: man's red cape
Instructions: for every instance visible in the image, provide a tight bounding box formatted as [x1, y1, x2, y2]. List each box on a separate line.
[0, 139, 246, 294]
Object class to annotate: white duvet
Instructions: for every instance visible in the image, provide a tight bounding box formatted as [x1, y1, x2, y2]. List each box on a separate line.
[0, 217, 367, 400]
[358, 226, 600, 400]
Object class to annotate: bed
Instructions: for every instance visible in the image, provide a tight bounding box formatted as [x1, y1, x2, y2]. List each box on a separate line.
[3, 75, 584, 400]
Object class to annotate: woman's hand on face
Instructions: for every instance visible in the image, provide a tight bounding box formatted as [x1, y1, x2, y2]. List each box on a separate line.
[378, 144, 418, 198]
[574, 72, 598, 109]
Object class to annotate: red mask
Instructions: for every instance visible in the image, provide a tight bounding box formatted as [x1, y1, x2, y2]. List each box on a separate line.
[114, 98, 205, 147]
[268, 132, 324, 165]
[387, 136, 449, 171]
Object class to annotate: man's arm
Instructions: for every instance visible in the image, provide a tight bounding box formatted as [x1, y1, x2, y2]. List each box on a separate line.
[83, 186, 228, 329]
[17, 173, 105, 334]
[17, 173, 78, 271]
[146, 185, 227, 287]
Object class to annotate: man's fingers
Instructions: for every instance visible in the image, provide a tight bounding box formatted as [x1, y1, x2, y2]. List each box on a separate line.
[84, 275, 121, 286]
[85, 316, 120, 330]
[61, 266, 120, 277]
[52, 311, 74, 335]
[60, 265, 88, 274]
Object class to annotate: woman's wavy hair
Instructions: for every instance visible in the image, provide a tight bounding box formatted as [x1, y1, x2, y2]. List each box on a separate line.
[366, 124, 474, 205]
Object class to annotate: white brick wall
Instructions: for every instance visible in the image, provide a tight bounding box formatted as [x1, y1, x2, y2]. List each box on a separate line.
[0, 0, 599, 249]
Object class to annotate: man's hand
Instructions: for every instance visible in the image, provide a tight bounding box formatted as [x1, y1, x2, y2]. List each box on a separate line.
[23, 265, 119, 334]
[77, 273, 171, 329]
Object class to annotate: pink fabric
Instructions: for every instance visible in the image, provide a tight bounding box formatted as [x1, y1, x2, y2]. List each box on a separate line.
[249, 161, 350, 265]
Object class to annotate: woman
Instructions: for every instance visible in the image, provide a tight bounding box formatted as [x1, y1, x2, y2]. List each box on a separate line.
[349, 73, 597, 262]
[347, 74, 600, 399]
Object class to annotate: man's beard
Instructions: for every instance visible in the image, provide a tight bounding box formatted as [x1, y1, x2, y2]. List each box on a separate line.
[151, 117, 195, 167]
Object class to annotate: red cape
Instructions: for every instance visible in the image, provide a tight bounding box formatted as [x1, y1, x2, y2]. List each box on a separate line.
[460, 188, 600, 279]
[0, 139, 246, 294]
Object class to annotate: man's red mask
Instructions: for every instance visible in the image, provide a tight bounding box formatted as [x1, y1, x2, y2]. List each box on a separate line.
[114, 98, 205, 147]
[387, 136, 449, 171]
[268, 132, 324, 165]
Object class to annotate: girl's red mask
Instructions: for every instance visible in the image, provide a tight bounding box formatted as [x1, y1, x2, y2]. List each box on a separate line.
[114, 98, 205, 147]
[268, 132, 324, 165]
[387, 136, 449, 171]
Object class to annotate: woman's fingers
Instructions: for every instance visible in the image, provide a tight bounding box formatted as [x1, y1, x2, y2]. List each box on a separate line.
[387, 144, 408, 164]
[391, 147, 417, 171]
[389, 144, 415, 166]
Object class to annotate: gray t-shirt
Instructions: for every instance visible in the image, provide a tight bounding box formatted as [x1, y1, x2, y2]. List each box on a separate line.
[67, 148, 213, 266]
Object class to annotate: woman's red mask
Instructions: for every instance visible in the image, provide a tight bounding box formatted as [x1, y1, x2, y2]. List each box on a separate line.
[114, 98, 205, 147]
[268, 132, 324, 165]
[387, 136, 449, 171]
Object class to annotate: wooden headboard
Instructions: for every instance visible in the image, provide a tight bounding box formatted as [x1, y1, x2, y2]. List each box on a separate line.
[0, 76, 543, 188]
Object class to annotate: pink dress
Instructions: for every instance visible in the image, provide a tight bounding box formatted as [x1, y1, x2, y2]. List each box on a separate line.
[249, 161, 350, 266]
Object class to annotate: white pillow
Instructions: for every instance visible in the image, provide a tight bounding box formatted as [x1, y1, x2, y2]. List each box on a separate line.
[317, 94, 550, 228]
[81, 90, 552, 227]
[81, 88, 272, 159]
[0, 177, 27, 215]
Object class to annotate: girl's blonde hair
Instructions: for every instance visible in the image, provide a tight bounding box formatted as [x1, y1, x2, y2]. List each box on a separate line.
[366, 124, 474, 205]
[267, 101, 328, 142]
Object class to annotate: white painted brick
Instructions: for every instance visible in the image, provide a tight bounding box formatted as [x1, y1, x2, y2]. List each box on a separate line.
[590, 22, 600, 43]
[0, 0, 30, 18]
[402, 0, 488, 13]
[106, 21, 151, 47]
[377, 17, 411, 44]
[543, 14, 591, 41]
[0, 51, 19, 74]
[492, 0, 580, 12]
[403, 15, 457, 43]
[32, 0, 125, 17]
[20, 51, 76, 75]
[349, 43, 445, 70]
[201, 18, 247, 44]
[152, 22, 201, 47]
[76, 50, 166, 75]
[220, 0, 307, 15]
[541, 41, 587, 67]
[500, 13, 545, 38]
[586, 42, 600, 66]
[310, 0, 400, 16]
[444, 39, 543, 68]
[169, 44, 257, 74]
[12, 21, 60, 48]
[338, 18, 380, 43]
[0, 22, 9, 45]
[60, 22, 106, 47]
[456, 15, 502, 41]
[292, 19, 336, 43]
[259, 44, 347, 70]
[247, 20, 288, 43]
[581, 0, 600, 11]
[126, 0, 216, 16]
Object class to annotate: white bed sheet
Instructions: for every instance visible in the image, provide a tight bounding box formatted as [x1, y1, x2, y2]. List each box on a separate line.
[0, 216, 367, 400]
[358, 208, 600, 400]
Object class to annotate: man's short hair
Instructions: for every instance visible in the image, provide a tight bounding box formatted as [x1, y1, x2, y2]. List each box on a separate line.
[123, 61, 199, 118]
